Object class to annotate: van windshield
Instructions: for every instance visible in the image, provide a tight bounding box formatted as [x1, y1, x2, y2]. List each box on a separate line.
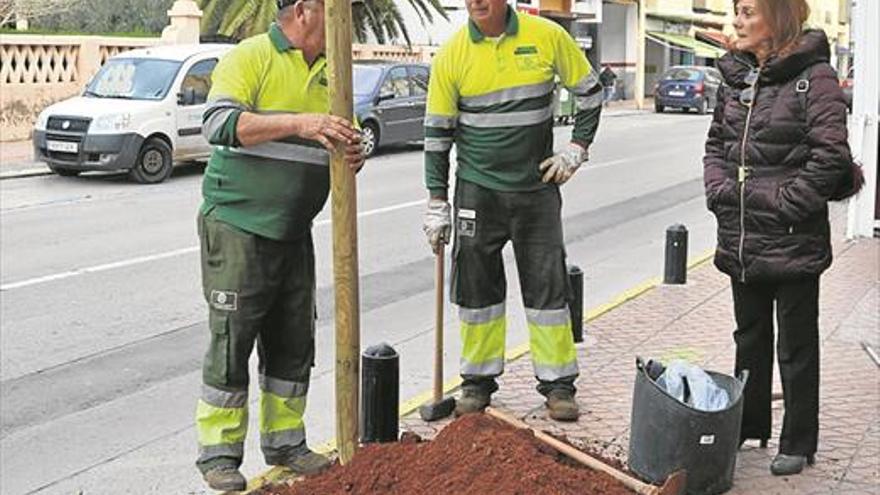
[85, 58, 182, 100]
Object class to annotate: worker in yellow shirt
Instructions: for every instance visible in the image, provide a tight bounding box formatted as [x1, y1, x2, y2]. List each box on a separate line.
[422, 0, 602, 422]
[194, 0, 363, 490]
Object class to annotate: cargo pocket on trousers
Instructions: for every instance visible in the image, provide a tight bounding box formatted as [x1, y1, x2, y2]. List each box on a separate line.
[204, 312, 230, 386]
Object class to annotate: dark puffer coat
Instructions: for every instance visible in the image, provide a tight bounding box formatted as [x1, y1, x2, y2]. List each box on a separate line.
[704, 29, 853, 282]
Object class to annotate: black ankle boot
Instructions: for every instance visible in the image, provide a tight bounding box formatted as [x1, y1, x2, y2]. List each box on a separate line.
[770, 453, 815, 476]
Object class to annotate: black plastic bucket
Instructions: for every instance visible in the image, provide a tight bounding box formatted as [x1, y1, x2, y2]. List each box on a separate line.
[628, 357, 748, 495]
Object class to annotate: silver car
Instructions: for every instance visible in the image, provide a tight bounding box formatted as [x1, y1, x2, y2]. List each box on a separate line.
[354, 61, 430, 157]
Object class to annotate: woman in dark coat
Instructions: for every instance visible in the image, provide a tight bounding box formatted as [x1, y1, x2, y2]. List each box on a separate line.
[703, 0, 859, 476]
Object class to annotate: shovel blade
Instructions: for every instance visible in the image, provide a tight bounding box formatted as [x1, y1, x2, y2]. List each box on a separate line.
[418, 397, 456, 422]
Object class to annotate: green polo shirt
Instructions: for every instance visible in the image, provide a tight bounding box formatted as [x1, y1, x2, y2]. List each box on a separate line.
[424, 8, 602, 196]
[200, 23, 331, 241]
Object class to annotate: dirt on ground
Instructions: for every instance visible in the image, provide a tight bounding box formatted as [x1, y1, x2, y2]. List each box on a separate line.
[253, 413, 634, 495]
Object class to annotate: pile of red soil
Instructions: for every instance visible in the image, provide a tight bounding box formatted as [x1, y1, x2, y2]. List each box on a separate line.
[254, 414, 634, 495]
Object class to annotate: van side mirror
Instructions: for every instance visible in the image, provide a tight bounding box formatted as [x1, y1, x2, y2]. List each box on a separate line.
[178, 87, 197, 106]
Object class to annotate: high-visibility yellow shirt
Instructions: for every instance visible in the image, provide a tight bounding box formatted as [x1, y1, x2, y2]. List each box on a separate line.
[424, 8, 603, 195]
[200, 23, 331, 241]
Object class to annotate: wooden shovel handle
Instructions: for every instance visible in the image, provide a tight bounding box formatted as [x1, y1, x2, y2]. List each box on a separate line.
[485, 407, 683, 495]
[433, 247, 445, 402]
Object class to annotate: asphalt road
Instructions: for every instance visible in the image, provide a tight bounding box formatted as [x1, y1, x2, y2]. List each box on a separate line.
[0, 110, 717, 494]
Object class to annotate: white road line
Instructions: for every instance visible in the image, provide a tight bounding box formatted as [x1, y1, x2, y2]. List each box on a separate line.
[1, 247, 199, 291]
[1, 198, 426, 292]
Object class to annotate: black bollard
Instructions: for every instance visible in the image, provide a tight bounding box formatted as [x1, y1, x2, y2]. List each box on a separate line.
[664, 224, 688, 284]
[360, 343, 399, 443]
[568, 265, 584, 343]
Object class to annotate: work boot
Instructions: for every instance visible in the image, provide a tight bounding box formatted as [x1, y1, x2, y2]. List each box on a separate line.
[545, 389, 580, 422]
[454, 388, 491, 416]
[202, 465, 247, 492]
[770, 453, 814, 476]
[273, 445, 332, 476]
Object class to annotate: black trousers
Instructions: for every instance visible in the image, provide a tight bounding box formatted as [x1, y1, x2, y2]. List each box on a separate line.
[731, 276, 820, 456]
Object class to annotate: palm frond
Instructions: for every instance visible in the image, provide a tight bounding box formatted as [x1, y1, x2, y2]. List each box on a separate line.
[198, 0, 447, 44]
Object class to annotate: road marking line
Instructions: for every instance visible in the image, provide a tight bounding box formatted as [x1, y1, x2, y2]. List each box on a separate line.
[1, 199, 426, 292]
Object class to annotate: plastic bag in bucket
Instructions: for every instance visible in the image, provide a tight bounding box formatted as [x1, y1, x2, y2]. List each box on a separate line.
[628, 357, 748, 495]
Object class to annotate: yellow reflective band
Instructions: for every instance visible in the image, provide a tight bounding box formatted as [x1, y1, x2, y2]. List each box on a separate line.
[460, 314, 506, 365]
[260, 390, 306, 434]
[196, 399, 248, 446]
[528, 321, 577, 368]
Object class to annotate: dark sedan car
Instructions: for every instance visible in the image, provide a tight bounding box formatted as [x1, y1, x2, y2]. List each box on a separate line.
[654, 66, 722, 114]
[354, 61, 430, 157]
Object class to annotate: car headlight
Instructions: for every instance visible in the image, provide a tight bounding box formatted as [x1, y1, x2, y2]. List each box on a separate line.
[34, 110, 50, 131]
[92, 113, 133, 132]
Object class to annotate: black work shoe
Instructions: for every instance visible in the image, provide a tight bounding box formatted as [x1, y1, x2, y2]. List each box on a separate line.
[202, 465, 247, 491]
[545, 389, 580, 422]
[770, 453, 815, 476]
[274, 447, 331, 476]
[454, 388, 491, 416]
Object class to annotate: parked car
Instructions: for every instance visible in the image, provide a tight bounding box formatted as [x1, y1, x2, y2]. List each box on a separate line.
[33, 43, 232, 183]
[840, 66, 853, 111]
[654, 66, 722, 115]
[353, 61, 430, 157]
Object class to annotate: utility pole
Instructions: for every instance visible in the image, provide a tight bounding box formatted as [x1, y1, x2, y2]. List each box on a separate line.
[325, 0, 360, 465]
[846, 0, 879, 238]
[634, 0, 646, 110]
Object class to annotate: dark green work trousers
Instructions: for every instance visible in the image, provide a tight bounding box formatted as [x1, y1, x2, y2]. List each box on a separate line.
[451, 179, 578, 398]
[196, 210, 316, 471]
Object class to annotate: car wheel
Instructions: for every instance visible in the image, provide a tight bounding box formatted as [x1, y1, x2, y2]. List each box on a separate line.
[697, 99, 709, 115]
[49, 165, 81, 177]
[129, 137, 173, 184]
[362, 121, 379, 158]
[655, 104, 665, 113]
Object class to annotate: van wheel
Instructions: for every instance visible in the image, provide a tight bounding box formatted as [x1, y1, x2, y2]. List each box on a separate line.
[130, 138, 173, 184]
[362, 121, 379, 158]
[655, 104, 665, 113]
[49, 166, 80, 177]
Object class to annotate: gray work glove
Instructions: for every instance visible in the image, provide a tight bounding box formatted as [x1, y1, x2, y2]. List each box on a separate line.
[538, 142, 589, 184]
[423, 199, 451, 254]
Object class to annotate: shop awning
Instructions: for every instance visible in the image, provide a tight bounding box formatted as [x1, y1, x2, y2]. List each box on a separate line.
[696, 29, 730, 48]
[647, 12, 726, 30]
[647, 31, 728, 59]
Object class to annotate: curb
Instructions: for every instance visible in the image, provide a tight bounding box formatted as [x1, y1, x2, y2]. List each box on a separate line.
[0, 167, 53, 180]
[242, 248, 716, 492]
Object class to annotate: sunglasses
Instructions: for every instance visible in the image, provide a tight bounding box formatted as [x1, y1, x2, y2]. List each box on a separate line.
[739, 68, 759, 106]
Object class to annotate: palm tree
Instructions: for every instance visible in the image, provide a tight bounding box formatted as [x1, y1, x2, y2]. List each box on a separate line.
[198, 0, 447, 44]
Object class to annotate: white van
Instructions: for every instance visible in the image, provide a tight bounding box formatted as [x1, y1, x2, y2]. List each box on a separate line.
[32, 43, 232, 183]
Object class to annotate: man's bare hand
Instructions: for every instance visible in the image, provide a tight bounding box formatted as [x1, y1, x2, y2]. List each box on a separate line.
[290, 114, 360, 151]
[344, 135, 366, 172]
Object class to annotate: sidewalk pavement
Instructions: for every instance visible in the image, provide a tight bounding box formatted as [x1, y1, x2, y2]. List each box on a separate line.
[401, 214, 879, 495]
[0, 100, 654, 180]
[0, 139, 49, 179]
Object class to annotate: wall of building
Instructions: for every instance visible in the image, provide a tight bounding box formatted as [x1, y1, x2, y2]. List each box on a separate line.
[599, 1, 637, 99]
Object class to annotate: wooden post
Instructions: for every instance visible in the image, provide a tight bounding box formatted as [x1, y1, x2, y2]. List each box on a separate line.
[325, 0, 359, 465]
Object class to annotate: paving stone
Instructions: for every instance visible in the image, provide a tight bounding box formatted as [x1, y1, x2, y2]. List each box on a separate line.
[400, 235, 879, 493]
